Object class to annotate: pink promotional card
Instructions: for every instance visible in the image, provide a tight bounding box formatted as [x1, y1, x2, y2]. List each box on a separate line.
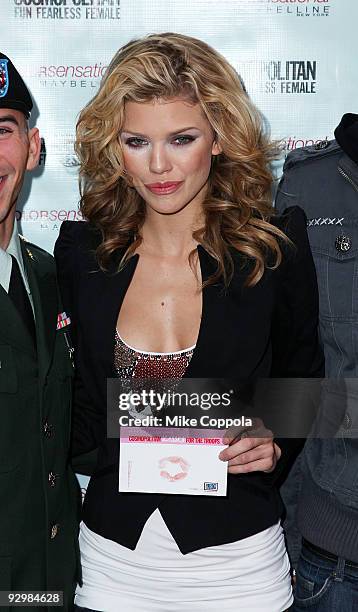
[119, 428, 228, 496]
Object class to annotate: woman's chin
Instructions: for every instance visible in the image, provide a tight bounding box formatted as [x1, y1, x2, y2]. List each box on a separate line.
[145, 201, 191, 216]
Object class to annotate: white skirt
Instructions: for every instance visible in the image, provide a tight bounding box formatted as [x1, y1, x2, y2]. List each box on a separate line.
[75, 510, 292, 612]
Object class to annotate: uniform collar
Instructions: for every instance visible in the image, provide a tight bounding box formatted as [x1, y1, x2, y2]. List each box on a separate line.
[9, 220, 31, 291]
[0, 219, 31, 294]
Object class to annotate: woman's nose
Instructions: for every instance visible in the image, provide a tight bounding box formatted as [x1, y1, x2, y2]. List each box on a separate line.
[149, 143, 172, 174]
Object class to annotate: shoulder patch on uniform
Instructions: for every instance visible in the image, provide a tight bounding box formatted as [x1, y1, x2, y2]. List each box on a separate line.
[20, 235, 52, 260]
[283, 139, 341, 171]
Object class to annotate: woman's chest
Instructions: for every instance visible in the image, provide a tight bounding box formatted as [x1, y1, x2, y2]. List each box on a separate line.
[117, 255, 202, 353]
[77, 251, 277, 379]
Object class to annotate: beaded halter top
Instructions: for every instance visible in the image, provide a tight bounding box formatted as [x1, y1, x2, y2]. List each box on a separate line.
[114, 331, 195, 380]
[114, 331, 195, 417]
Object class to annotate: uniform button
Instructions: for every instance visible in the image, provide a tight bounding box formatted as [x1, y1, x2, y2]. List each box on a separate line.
[335, 235, 352, 252]
[314, 140, 329, 150]
[50, 524, 59, 540]
[43, 421, 54, 438]
[48, 472, 58, 487]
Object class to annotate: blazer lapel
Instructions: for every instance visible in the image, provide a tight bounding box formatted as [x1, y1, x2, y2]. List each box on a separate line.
[78, 252, 140, 380]
[21, 241, 57, 382]
[184, 245, 228, 378]
[184, 245, 256, 379]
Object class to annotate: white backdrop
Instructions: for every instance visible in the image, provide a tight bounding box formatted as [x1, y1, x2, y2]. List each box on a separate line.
[3, 0, 357, 252]
[2, 0, 357, 490]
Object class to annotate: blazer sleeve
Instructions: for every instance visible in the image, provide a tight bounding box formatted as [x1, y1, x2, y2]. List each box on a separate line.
[264, 205, 324, 481]
[54, 221, 102, 472]
[271, 205, 323, 378]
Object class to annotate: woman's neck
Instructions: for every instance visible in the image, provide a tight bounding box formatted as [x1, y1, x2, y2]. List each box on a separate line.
[140, 225, 197, 258]
[140, 205, 203, 257]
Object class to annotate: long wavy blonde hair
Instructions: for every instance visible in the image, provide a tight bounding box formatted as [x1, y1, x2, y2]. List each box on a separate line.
[76, 32, 287, 287]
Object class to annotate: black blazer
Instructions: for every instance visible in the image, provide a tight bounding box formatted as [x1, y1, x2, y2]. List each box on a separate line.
[55, 206, 324, 554]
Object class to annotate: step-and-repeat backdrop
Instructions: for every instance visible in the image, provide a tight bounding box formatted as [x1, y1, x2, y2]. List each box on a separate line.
[2, 0, 356, 490]
[3, 0, 357, 253]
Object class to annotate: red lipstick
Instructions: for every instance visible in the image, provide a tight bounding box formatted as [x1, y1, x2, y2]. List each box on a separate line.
[145, 181, 183, 195]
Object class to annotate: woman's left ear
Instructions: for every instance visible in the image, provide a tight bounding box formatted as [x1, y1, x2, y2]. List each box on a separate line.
[211, 139, 222, 156]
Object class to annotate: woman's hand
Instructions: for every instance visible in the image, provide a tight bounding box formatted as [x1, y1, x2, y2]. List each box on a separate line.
[218, 418, 281, 474]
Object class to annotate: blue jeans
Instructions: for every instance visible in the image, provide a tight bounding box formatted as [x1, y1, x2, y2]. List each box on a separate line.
[292, 541, 358, 611]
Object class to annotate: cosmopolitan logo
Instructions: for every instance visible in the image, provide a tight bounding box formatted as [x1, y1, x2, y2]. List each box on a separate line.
[266, 0, 331, 17]
[38, 63, 107, 88]
[13, 0, 120, 20]
[264, 60, 317, 94]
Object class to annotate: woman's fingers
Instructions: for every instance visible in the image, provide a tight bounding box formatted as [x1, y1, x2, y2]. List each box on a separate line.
[227, 441, 274, 466]
[219, 435, 273, 462]
[228, 457, 276, 474]
[219, 419, 281, 474]
[222, 418, 272, 445]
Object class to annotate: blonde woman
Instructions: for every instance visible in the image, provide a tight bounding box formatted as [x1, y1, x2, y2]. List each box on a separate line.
[55, 33, 323, 611]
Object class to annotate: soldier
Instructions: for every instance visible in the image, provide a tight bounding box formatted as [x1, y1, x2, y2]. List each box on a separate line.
[0, 53, 79, 610]
[276, 114, 358, 610]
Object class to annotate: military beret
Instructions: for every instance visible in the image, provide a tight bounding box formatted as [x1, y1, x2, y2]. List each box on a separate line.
[0, 53, 32, 118]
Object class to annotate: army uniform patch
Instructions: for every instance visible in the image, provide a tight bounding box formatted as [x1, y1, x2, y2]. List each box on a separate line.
[57, 311, 71, 330]
[0, 58, 9, 98]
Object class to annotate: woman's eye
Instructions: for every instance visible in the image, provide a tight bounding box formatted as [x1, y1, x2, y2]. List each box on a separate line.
[125, 137, 147, 148]
[173, 135, 195, 146]
[123, 135, 195, 148]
